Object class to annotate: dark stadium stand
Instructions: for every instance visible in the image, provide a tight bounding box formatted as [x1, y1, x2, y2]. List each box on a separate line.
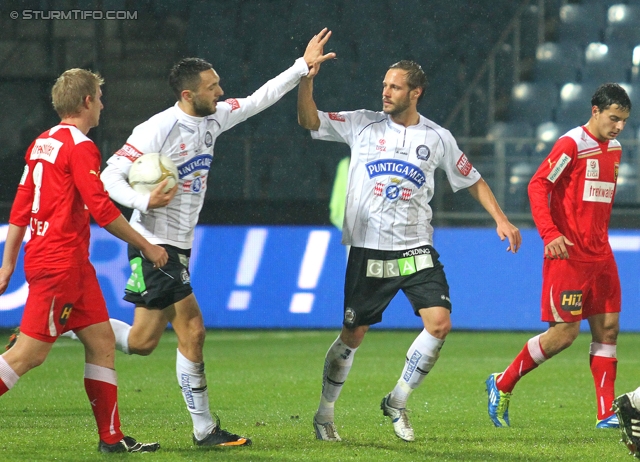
[1, 0, 638, 224]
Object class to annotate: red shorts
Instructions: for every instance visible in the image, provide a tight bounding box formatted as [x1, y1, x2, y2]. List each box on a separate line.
[20, 262, 109, 343]
[541, 255, 621, 323]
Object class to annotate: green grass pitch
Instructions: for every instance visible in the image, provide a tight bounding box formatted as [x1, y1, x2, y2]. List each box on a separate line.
[0, 329, 637, 461]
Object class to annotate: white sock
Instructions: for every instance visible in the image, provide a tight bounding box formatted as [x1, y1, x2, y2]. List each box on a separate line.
[631, 386, 640, 409]
[389, 329, 444, 409]
[176, 349, 215, 441]
[0, 356, 20, 389]
[110, 319, 131, 355]
[316, 336, 357, 423]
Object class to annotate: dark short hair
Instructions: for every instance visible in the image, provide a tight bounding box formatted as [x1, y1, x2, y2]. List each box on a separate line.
[591, 83, 631, 113]
[389, 60, 427, 103]
[169, 57, 214, 100]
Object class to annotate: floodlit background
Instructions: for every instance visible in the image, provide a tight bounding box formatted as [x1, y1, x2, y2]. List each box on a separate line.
[0, 0, 639, 330]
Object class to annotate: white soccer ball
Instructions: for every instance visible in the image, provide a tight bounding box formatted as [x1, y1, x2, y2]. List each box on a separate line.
[128, 152, 179, 194]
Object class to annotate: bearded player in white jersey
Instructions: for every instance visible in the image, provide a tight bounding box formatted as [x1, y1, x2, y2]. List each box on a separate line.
[298, 60, 522, 442]
[64, 30, 336, 447]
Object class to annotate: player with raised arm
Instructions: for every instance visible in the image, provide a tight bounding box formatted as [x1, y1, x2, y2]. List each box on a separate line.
[298, 59, 521, 442]
[0, 69, 168, 453]
[73, 29, 337, 447]
[486, 83, 631, 429]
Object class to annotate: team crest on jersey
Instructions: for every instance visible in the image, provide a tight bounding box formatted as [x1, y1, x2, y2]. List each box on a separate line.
[401, 187, 412, 201]
[59, 303, 73, 325]
[182, 177, 206, 194]
[614, 162, 619, 182]
[586, 159, 599, 179]
[385, 184, 400, 200]
[204, 131, 213, 147]
[416, 145, 431, 161]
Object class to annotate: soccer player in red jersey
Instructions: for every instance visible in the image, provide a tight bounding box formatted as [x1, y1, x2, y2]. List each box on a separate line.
[486, 83, 631, 429]
[0, 69, 170, 453]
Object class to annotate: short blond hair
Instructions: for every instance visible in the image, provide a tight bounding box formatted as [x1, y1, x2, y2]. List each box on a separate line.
[51, 69, 104, 118]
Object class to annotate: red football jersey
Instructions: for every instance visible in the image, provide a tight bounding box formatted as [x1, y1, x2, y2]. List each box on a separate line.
[528, 126, 621, 261]
[9, 124, 121, 270]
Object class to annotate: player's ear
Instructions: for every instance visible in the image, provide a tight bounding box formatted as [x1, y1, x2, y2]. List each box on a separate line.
[181, 89, 193, 103]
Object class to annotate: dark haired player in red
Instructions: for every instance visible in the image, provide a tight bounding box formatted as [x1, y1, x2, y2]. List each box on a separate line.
[486, 83, 631, 429]
[0, 69, 169, 453]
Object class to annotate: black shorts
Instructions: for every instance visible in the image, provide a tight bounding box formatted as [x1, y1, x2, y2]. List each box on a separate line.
[123, 244, 193, 309]
[343, 245, 451, 328]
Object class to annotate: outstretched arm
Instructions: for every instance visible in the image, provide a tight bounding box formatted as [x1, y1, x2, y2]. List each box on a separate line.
[298, 77, 320, 130]
[298, 28, 336, 131]
[468, 178, 522, 253]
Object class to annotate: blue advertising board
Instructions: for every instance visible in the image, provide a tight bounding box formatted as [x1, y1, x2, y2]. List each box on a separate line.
[0, 225, 639, 332]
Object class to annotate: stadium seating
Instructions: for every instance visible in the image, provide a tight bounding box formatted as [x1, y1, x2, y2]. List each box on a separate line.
[533, 121, 572, 159]
[555, 82, 599, 126]
[615, 162, 638, 204]
[557, 4, 606, 47]
[605, 4, 640, 47]
[507, 82, 558, 124]
[532, 42, 581, 85]
[580, 42, 630, 84]
[506, 161, 536, 213]
[632, 45, 640, 82]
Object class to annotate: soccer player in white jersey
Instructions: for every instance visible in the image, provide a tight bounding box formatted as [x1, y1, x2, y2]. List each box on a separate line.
[485, 84, 630, 431]
[297, 60, 522, 442]
[74, 30, 336, 447]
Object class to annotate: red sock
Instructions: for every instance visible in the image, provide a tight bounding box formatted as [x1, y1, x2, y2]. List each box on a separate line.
[84, 364, 124, 444]
[589, 342, 617, 421]
[0, 379, 8, 396]
[497, 334, 548, 393]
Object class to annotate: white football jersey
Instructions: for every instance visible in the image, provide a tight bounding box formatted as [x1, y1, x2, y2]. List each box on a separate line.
[103, 58, 309, 249]
[312, 110, 481, 250]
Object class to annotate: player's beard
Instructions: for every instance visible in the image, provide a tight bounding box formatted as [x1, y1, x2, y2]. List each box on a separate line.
[382, 94, 411, 116]
[192, 94, 216, 117]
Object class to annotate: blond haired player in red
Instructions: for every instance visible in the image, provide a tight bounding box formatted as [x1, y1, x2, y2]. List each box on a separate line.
[486, 83, 631, 429]
[0, 69, 169, 453]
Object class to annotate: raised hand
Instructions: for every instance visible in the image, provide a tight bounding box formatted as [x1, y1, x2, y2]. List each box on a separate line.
[303, 28, 336, 78]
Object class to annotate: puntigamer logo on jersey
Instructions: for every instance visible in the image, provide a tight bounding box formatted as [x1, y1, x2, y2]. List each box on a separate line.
[178, 154, 213, 178]
[365, 159, 426, 188]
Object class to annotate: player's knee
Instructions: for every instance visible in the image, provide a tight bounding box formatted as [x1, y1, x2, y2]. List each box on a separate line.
[189, 323, 206, 346]
[25, 351, 48, 370]
[429, 321, 451, 339]
[558, 330, 579, 350]
[130, 337, 160, 356]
